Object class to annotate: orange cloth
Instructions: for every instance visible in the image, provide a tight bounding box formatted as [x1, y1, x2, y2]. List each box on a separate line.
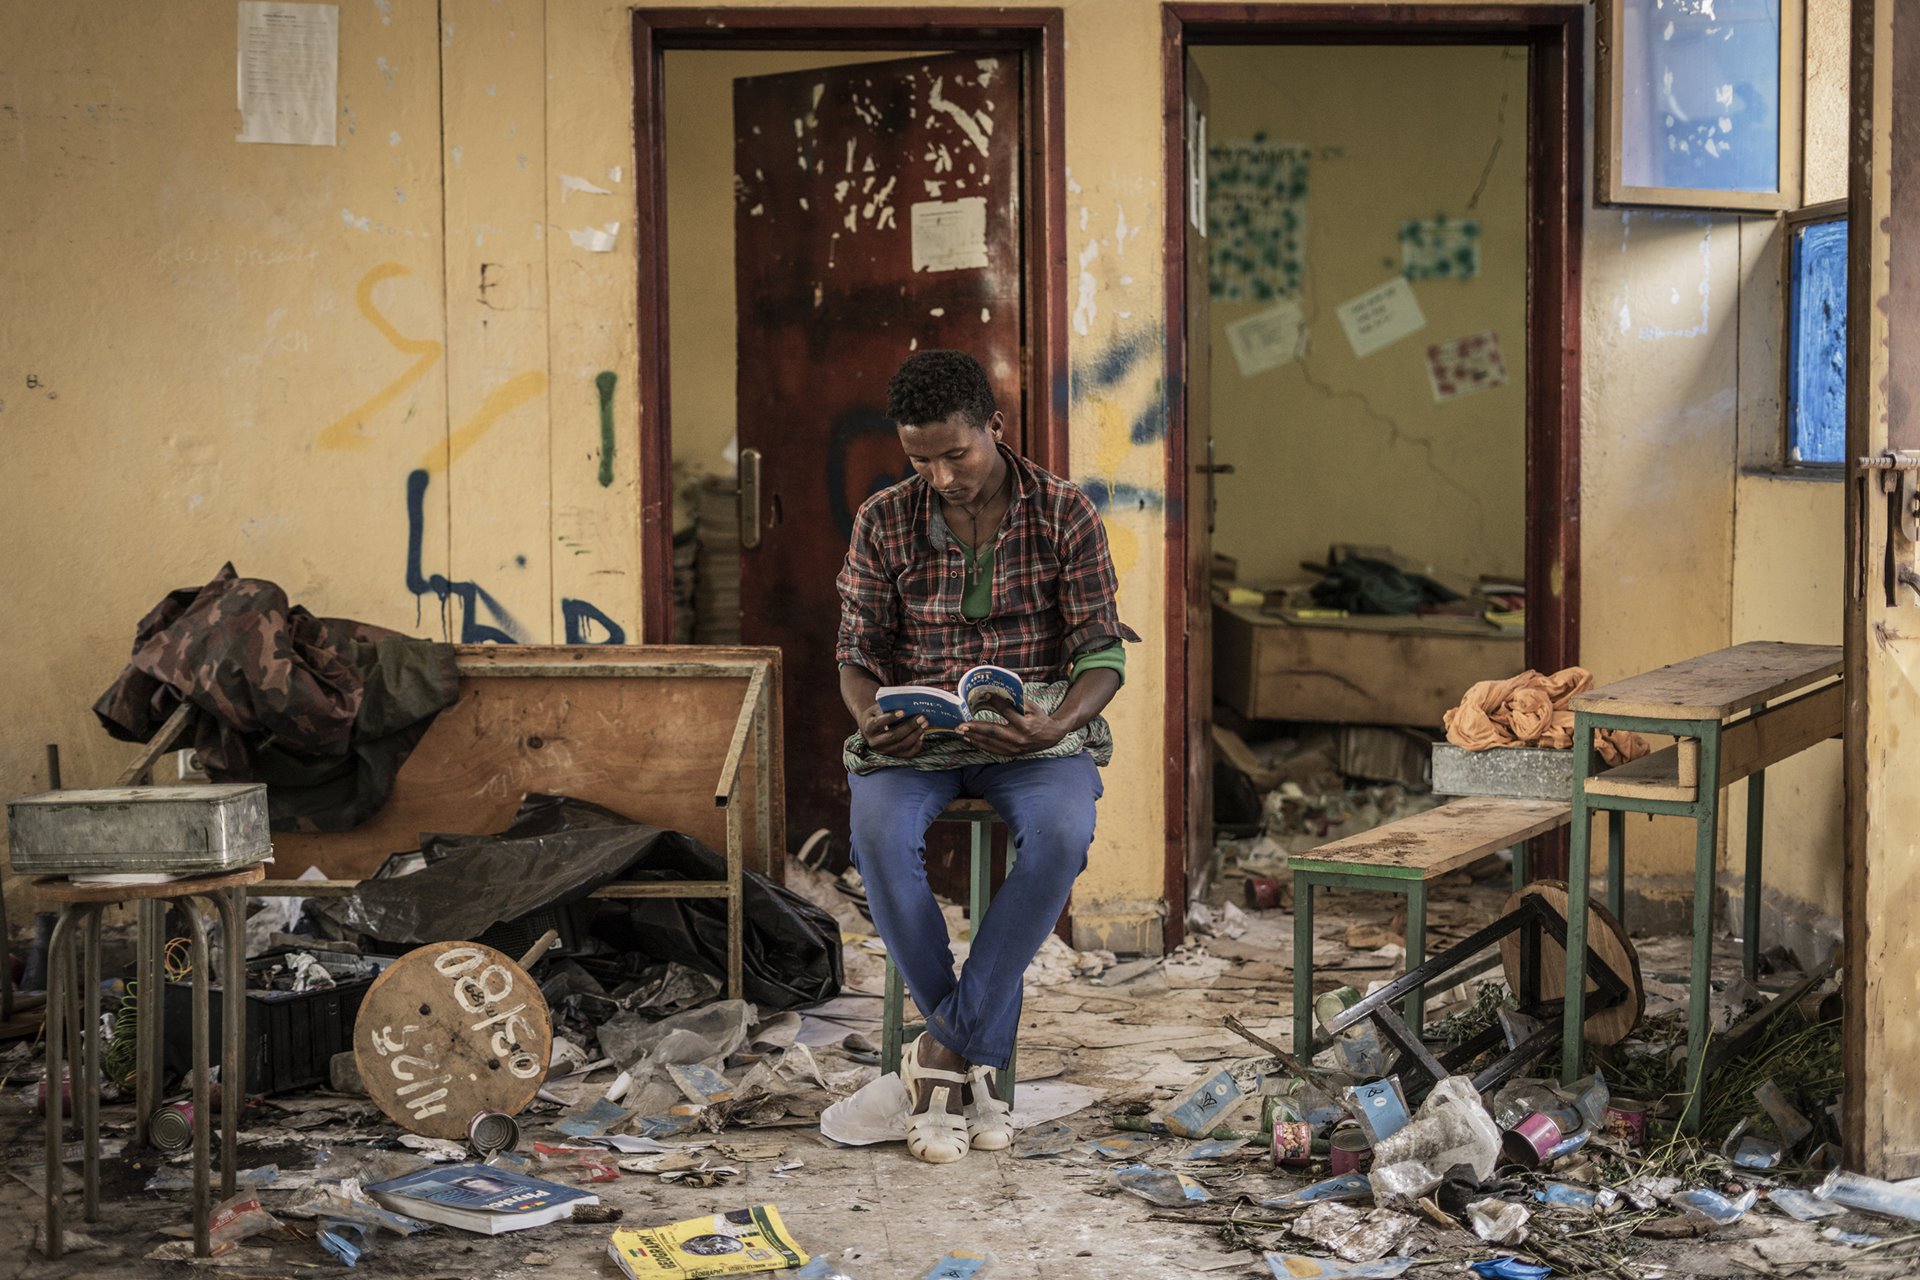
[1443, 667, 1649, 766]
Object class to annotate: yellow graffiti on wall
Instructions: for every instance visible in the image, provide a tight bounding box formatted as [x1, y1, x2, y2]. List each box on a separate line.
[319, 261, 546, 470]
[425, 368, 548, 473]
[318, 263, 444, 452]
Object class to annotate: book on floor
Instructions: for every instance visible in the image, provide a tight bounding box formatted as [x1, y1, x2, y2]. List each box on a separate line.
[608, 1205, 809, 1278]
[875, 664, 1024, 735]
[366, 1163, 597, 1235]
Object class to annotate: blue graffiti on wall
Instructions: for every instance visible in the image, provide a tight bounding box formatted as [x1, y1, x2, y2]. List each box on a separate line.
[1071, 325, 1169, 445]
[561, 597, 627, 644]
[404, 468, 524, 643]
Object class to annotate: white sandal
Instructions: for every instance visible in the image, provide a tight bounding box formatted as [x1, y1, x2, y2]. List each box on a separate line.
[964, 1065, 1014, 1151]
[899, 1034, 970, 1164]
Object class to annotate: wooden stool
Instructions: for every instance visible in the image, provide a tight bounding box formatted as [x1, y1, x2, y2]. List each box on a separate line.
[1289, 797, 1572, 1058]
[36, 863, 264, 1260]
[879, 798, 1016, 1105]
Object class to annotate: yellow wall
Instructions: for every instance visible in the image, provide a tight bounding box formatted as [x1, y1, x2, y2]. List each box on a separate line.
[1197, 44, 1529, 588]
[0, 0, 1850, 952]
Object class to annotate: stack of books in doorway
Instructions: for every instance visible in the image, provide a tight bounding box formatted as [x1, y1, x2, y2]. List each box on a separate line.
[695, 474, 742, 644]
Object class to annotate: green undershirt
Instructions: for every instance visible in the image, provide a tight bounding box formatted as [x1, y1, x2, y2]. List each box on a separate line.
[956, 542, 1127, 684]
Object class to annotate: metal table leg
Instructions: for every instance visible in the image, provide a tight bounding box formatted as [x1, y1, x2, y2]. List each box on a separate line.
[1403, 880, 1427, 1033]
[1744, 769, 1766, 980]
[81, 906, 102, 1223]
[42, 906, 77, 1261]
[1606, 810, 1627, 923]
[185, 905, 212, 1258]
[1560, 727, 1597, 1083]
[1291, 872, 1316, 1060]
[133, 900, 158, 1148]
[1682, 726, 1723, 1133]
[216, 886, 246, 1197]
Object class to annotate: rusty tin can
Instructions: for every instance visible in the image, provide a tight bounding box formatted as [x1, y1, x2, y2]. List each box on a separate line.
[1271, 1118, 1315, 1167]
[1329, 1126, 1373, 1175]
[1501, 1111, 1564, 1167]
[467, 1109, 521, 1156]
[149, 1100, 195, 1154]
[1244, 876, 1284, 910]
[1604, 1098, 1649, 1150]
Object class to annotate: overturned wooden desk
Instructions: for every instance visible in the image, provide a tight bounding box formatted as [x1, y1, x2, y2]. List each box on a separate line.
[1558, 641, 1842, 1129]
[255, 646, 785, 999]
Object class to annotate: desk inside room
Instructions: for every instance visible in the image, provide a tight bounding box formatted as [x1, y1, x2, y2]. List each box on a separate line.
[1213, 602, 1524, 725]
[1557, 641, 1843, 1130]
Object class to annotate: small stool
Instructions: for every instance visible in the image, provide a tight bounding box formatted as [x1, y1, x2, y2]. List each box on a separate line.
[879, 798, 1016, 1105]
[37, 863, 263, 1260]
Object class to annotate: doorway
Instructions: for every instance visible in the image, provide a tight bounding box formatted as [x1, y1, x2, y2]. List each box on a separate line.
[633, 12, 1068, 884]
[1164, 7, 1583, 944]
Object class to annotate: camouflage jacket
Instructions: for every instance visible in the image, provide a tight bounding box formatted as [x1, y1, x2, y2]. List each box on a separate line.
[94, 563, 460, 832]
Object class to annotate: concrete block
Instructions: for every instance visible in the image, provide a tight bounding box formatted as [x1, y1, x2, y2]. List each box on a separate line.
[1431, 744, 1573, 800]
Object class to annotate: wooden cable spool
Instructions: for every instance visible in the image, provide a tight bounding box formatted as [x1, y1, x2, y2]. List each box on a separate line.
[353, 939, 553, 1140]
[1497, 880, 1645, 1046]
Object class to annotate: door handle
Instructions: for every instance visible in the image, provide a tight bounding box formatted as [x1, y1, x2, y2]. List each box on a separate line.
[739, 448, 763, 550]
[1195, 464, 1236, 475]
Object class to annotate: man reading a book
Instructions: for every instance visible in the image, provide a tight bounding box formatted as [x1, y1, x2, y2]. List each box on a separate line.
[836, 349, 1137, 1163]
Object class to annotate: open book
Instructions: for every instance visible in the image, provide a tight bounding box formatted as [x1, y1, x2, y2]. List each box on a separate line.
[876, 664, 1024, 735]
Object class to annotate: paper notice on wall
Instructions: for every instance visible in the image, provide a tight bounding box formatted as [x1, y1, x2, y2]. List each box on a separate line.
[1224, 299, 1307, 377]
[1426, 331, 1509, 402]
[911, 197, 989, 272]
[1336, 278, 1427, 358]
[235, 2, 338, 146]
[1400, 216, 1481, 280]
[1206, 139, 1310, 302]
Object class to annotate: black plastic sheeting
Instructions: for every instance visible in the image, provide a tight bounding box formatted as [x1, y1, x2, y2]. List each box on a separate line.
[314, 793, 842, 1011]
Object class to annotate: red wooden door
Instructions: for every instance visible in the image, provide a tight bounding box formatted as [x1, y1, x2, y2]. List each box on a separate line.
[733, 54, 1024, 846]
[1181, 59, 1216, 924]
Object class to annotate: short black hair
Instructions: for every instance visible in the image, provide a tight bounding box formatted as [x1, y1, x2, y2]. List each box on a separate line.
[886, 350, 997, 428]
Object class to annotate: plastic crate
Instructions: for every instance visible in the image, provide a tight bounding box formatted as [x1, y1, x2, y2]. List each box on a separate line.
[163, 970, 373, 1095]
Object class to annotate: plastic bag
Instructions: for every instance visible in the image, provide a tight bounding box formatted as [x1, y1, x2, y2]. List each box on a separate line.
[1368, 1076, 1501, 1208]
[207, 1193, 285, 1252]
[1111, 1163, 1211, 1207]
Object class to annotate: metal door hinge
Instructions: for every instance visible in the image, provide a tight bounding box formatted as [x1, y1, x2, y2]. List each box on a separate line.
[1860, 450, 1920, 603]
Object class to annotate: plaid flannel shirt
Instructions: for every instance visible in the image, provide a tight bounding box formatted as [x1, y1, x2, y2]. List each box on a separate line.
[836, 446, 1140, 689]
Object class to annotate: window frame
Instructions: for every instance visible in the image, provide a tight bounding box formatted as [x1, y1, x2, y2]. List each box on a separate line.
[1597, 0, 1806, 212]
[1778, 197, 1850, 475]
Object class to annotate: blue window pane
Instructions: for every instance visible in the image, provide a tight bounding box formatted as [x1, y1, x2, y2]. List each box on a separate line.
[1788, 218, 1847, 465]
[1620, 0, 1783, 194]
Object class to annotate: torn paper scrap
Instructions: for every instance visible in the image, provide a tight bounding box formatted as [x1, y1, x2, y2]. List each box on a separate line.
[236, 2, 338, 147]
[568, 222, 620, 252]
[911, 197, 989, 273]
[1336, 278, 1427, 358]
[1425, 331, 1509, 402]
[560, 174, 613, 201]
[1225, 299, 1308, 376]
[1400, 216, 1481, 280]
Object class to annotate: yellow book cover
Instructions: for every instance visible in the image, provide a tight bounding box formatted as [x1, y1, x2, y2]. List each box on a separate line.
[608, 1206, 809, 1278]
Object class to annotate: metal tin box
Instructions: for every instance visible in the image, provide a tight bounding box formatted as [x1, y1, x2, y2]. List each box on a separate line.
[1430, 744, 1573, 801]
[5, 784, 271, 874]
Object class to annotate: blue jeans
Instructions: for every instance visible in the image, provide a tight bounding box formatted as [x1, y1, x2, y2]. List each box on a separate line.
[847, 753, 1101, 1071]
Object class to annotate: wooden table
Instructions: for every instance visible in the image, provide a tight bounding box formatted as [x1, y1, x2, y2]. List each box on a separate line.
[1558, 642, 1842, 1128]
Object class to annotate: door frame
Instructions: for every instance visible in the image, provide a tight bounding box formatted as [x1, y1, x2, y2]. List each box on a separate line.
[631, 8, 1070, 643]
[1161, 5, 1585, 941]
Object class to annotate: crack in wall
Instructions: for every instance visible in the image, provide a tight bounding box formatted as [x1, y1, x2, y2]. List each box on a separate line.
[1466, 87, 1509, 212]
